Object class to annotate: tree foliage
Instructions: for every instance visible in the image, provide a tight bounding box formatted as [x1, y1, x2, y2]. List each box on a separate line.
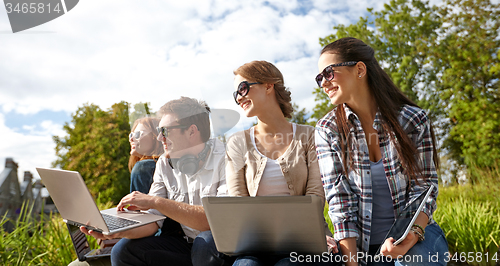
[129, 102, 157, 127]
[313, 0, 499, 175]
[288, 103, 311, 125]
[52, 102, 131, 204]
[432, 0, 500, 173]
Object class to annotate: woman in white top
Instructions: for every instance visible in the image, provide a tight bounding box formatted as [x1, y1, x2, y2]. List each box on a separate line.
[225, 60, 340, 266]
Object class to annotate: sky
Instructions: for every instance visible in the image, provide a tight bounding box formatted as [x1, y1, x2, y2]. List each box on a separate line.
[0, 0, 440, 182]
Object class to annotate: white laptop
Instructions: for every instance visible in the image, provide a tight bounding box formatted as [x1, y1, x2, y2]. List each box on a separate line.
[202, 195, 328, 256]
[37, 167, 165, 235]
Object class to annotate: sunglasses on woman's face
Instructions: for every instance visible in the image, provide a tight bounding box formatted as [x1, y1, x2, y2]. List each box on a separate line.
[129, 130, 149, 140]
[156, 125, 189, 138]
[315, 61, 358, 88]
[232, 81, 262, 105]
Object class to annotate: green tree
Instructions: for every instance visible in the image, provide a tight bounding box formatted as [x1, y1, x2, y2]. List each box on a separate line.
[318, 0, 442, 112]
[431, 0, 500, 174]
[309, 87, 333, 124]
[313, 0, 500, 177]
[52, 102, 131, 204]
[129, 102, 156, 127]
[288, 103, 311, 125]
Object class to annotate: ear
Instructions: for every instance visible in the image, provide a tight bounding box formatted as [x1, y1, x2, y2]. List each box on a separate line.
[265, 83, 274, 95]
[187, 124, 198, 137]
[356, 61, 367, 79]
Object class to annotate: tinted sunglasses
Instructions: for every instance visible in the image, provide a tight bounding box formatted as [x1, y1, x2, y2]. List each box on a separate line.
[156, 125, 189, 138]
[232, 81, 262, 105]
[315, 61, 358, 88]
[129, 130, 148, 140]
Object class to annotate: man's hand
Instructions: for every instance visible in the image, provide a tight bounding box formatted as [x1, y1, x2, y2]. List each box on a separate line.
[80, 226, 121, 240]
[380, 231, 418, 259]
[117, 191, 157, 211]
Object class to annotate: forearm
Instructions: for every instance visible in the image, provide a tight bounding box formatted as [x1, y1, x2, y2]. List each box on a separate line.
[339, 237, 358, 266]
[152, 197, 210, 231]
[413, 212, 429, 239]
[81, 222, 159, 241]
[118, 222, 159, 239]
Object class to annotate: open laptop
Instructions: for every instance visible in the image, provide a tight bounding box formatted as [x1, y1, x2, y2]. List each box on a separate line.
[66, 223, 112, 261]
[36, 167, 165, 235]
[202, 195, 328, 256]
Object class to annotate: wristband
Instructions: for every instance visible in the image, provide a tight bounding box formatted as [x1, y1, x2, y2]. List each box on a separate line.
[411, 227, 425, 242]
[412, 224, 425, 235]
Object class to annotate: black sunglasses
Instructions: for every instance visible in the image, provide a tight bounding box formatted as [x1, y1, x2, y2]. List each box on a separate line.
[156, 125, 189, 138]
[315, 61, 358, 88]
[232, 81, 262, 105]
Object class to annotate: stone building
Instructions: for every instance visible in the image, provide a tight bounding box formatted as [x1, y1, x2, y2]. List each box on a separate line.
[0, 158, 46, 231]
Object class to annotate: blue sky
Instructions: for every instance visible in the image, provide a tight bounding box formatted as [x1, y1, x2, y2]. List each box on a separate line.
[1, 0, 443, 181]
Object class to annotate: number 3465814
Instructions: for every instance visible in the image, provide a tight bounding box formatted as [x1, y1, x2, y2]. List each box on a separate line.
[5, 2, 62, 14]
[444, 252, 499, 263]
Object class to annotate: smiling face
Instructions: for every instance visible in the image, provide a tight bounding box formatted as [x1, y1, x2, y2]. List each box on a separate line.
[129, 123, 154, 157]
[317, 53, 359, 106]
[157, 113, 192, 158]
[233, 74, 266, 118]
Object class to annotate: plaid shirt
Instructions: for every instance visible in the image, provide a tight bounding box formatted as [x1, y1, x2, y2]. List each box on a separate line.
[315, 104, 438, 262]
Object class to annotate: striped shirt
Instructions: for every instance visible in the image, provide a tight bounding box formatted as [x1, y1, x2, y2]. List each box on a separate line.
[315, 104, 438, 263]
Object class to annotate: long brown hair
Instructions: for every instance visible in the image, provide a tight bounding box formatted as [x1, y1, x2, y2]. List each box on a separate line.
[128, 117, 164, 172]
[234, 60, 293, 118]
[321, 37, 439, 181]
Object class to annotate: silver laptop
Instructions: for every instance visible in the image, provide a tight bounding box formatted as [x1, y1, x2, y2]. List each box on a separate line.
[36, 167, 165, 235]
[202, 195, 328, 256]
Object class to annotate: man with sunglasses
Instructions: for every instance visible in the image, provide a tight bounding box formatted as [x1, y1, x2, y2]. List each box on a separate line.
[80, 97, 231, 266]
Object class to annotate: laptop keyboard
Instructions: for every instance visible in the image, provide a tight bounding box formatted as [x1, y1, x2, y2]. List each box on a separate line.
[102, 213, 139, 231]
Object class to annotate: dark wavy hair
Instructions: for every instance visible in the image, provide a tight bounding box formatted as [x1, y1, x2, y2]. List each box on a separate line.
[234, 60, 293, 118]
[321, 37, 439, 181]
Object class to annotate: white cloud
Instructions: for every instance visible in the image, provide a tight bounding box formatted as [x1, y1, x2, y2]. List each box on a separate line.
[0, 0, 391, 179]
[0, 114, 62, 182]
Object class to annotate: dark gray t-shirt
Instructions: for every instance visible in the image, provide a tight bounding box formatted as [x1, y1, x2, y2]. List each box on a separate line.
[370, 159, 395, 245]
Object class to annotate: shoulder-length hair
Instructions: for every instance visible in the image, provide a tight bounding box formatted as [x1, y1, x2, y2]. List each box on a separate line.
[234, 60, 293, 118]
[128, 117, 164, 172]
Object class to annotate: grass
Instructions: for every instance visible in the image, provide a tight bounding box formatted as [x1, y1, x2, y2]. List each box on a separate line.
[323, 171, 500, 266]
[0, 200, 113, 266]
[1, 171, 499, 265]
[435, 182, 500, 266]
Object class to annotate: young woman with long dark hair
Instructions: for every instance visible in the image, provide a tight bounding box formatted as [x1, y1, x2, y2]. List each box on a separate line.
[315, 37, 448, 266]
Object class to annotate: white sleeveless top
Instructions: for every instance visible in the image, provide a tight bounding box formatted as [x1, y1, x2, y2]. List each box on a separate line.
[250, 124, 296, 196]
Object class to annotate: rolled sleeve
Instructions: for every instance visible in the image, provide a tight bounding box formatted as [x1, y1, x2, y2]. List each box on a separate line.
[408, 110, 439, 221]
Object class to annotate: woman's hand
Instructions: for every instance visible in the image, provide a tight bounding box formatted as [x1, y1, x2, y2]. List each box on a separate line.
[380, 231, 418, 259]
[326, 235, 339, 254]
